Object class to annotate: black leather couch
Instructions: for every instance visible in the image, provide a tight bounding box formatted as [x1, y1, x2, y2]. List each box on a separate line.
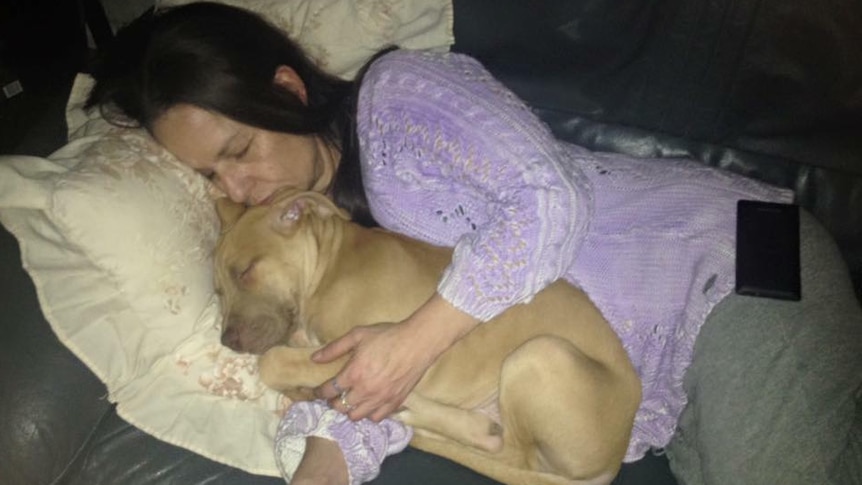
[1, 1, 860, 484]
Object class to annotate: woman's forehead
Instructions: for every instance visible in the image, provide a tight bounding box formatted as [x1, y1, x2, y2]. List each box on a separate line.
[153, 104, 239, 169]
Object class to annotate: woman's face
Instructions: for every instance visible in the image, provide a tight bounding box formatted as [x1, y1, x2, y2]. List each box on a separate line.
[152, 103, 339, 206]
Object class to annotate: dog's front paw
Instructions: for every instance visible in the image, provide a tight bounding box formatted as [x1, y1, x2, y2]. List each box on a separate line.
[257, 345, 323, 391]
[257, 346, 292, 390]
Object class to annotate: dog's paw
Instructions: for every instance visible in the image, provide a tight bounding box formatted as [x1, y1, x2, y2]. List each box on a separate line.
[257, 347, 288, 389]
[257, 345, 324, 391]
[484, 423, 504, 452]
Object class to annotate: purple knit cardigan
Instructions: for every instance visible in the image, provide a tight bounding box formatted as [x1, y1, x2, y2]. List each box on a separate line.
[274, 50, 792, 482]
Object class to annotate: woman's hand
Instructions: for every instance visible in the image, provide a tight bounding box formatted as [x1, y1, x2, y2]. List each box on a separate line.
[312, 294, 479, 422]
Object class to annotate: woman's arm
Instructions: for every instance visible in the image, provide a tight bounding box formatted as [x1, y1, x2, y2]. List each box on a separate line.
[360, 50, 594, 321]
[314, 50, 594, 420]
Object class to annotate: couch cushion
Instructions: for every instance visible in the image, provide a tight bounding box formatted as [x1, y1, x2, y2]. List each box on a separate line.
[0, 226, 112, 485]
[452, 0, 862, 299]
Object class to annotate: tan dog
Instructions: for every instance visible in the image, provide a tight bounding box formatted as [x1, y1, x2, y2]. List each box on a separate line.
[214, 190, 641, 485]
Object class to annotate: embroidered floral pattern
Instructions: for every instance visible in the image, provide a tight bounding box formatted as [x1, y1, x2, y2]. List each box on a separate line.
[52, 130, 219, 317]
[176, 343, 268, 401]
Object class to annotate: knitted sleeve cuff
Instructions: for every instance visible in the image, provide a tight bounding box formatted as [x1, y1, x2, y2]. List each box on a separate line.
[274, 400, 413, 485]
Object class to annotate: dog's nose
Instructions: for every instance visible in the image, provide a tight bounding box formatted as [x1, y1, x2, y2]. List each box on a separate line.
[221, 326, 243, 352]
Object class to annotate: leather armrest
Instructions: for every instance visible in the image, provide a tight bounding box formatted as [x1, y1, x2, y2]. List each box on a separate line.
[0, 225, 112, 485]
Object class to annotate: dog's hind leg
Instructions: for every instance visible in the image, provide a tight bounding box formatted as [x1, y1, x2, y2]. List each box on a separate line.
[396, 393, 503, 452]
[496, 335, 640, 483]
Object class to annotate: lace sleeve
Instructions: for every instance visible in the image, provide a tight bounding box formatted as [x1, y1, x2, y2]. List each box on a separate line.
[275, 400, 412, 485]
[358, 51, 594, 321]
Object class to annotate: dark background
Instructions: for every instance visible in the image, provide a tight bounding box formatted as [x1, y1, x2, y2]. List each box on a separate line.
[0, 0, 111, 155]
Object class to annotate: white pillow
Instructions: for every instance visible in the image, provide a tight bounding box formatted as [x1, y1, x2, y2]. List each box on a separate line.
[0, 130, 288, 475]
[156, 0, 454, 79]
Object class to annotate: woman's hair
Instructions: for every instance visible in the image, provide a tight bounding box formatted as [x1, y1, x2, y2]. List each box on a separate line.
[86, 1, 379, 226]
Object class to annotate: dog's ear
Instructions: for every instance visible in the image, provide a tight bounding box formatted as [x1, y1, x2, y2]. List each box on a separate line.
[270, 192, 350, 232]
[215, 197, 247, 233]
[300, 192, 351, 221]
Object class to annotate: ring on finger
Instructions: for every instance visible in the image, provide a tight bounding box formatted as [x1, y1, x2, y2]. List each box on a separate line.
[332, 378, 345, 395]
[339, 390, 354, 411]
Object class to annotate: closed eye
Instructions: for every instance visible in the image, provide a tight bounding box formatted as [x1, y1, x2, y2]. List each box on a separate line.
[240, 264, 253, 281]
[233, 259, 258, 285]
[196, 168, 216, 181]
[234, 139, 252, 160]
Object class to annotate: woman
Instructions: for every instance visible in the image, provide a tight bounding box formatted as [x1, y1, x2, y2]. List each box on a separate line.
[86, 3, 861, 485]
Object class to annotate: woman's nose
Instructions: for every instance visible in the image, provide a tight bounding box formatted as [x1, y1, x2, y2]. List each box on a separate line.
[218, 168, 252, 204]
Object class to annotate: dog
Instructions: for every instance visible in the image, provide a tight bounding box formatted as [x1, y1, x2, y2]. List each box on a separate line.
[213, 189, 641, 485]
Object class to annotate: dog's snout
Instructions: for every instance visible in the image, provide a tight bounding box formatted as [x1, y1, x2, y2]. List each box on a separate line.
[221, 312, 290, 354]
[221, 325, 243, 352]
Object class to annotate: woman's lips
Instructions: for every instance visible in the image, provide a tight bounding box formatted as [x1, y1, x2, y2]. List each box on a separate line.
[253, 193, 276, 206]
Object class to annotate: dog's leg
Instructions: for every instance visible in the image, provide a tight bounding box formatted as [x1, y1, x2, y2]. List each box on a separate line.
[396, 393, 503, 452]
[408, 434, 580, 485]
[257, 345, 347, 391]
[495, 335, 639, 483]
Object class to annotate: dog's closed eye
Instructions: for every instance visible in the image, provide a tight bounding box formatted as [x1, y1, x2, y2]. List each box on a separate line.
[232, 259, 259, 286]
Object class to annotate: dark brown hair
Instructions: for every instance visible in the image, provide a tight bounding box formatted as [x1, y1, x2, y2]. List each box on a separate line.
[86, 1, 381, 226]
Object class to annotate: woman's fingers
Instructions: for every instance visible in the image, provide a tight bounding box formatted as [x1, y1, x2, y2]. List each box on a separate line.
[315, 375, 346, 401]
[331, 388, 397, 422]
[310, 295, 479, 421]
[311, 321, 434, 421]
[311, 329, 361, 363]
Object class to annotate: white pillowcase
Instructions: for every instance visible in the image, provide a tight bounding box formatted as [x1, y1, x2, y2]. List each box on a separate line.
[157, 0, 454, 79]
[0, 126, 288, 475]
[0, 0, 454, 475]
